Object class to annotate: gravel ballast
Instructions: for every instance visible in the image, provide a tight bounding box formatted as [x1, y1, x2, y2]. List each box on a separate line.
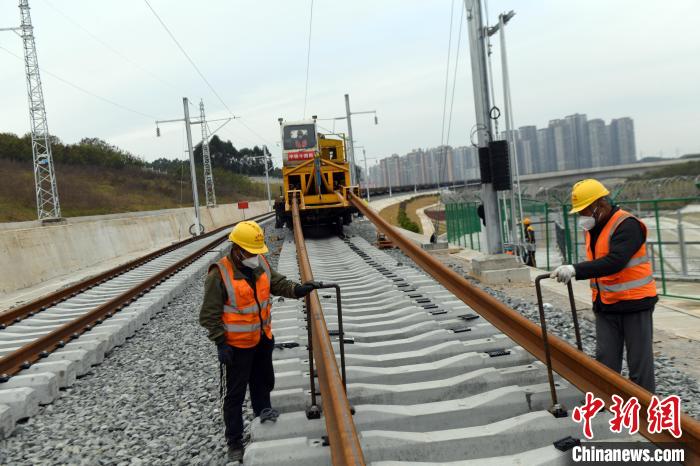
[0, 225, 287, 466]
[2, 216, 697, 465]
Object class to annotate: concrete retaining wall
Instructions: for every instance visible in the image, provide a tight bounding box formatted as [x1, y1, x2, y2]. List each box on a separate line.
[0, 201, 268, 294]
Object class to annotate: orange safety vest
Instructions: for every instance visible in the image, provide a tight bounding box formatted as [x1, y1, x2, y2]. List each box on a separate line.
[210, 255, 273, 348]
[585, 209, 657, 305]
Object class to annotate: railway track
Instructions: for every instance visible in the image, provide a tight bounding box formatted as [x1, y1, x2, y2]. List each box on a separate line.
[240, 196, 700, 465]
[0, 212, 274, 438]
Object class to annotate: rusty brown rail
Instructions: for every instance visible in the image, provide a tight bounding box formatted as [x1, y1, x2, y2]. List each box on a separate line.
[291, 197, 365, 466]
[350, 192, 700, 464]
[0, 213, 274, 380]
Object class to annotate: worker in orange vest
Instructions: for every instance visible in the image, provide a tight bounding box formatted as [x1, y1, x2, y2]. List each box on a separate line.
[551, 179, 657, 392]
[523, 217, 537, 267]
[199, 220, 320, 462]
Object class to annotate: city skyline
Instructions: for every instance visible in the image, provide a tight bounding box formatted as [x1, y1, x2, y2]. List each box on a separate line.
[368, 113, 638, 188]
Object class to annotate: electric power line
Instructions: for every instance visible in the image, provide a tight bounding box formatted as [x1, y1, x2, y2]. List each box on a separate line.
[302, 0, 314, 118]
[143, 0, 233, 116]
[445, 4, 465, 146]
[0, 44, 158, 120]
[437, 0, 456, 187]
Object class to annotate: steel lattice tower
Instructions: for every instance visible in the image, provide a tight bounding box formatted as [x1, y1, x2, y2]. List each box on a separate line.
[19, 0, 61, 220]
[199, 100, 216, 207]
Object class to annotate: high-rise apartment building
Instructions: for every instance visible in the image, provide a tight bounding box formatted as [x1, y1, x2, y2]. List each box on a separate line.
[537, 127, 555, 173]
[517, 125, 539, 174]
[564, 114, 592, 169]
[610, 117, 636, 165]
[587, 119, 610, 168]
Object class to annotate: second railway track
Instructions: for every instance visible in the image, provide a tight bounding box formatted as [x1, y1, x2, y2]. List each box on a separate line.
[0, 213, 274, 438]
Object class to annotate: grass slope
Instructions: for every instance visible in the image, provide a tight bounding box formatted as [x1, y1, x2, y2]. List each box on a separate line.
[0, 159, 280, 222]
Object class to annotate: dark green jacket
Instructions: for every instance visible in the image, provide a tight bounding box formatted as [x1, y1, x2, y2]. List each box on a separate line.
[199, 254, 299, 345]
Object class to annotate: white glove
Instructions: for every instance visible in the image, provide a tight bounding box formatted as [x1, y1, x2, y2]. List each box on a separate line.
[551, 265, 575, 283]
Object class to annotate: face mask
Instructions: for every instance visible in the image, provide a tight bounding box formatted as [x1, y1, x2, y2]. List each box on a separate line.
[578, 204, 600, 231]
[578, 216, 596, 231]
[241, 255, 260, 269]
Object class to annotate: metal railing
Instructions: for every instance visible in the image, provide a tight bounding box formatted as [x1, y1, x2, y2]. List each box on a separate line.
[562, 197, 700, 301]
[445, 196, 700, 300]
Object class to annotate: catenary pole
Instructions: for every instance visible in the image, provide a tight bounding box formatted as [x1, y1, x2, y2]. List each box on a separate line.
[362, 148, 370, 201]
[263, 145, 272, 212]
[183, 97, 202, 235]
[344, 94, 356, 186]
[464, 0, 503, 254]
[498, 12, 526, 255]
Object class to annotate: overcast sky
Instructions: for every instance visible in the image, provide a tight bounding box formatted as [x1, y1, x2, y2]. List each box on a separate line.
[1, 0, 698, 170]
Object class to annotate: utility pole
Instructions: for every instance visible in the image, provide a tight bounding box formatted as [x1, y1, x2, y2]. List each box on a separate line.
[157, 99, 233, 235]
[326, 94, 379, 187]
[487, 11, 522, 256]
[5, 0, 62, 221]
[344, 94, 356, 186]
[362, 148, 370, 201]
[263, 145, 272, 212]
[199, 99, 217, 207]
[497, 11, 525, 256]
[183, 98, 202, 235]
[464, 0, 503, 254]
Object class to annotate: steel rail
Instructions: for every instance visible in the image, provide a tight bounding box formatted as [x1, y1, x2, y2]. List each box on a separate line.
[291, 197, 365, 466]
[0, 213, 274, 380]
[350, 192, 700, 464]
[0, 215, 268, 327]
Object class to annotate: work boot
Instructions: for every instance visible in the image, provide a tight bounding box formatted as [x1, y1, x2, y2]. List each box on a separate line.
[259, 407, 279, 423]
[227, 442, 244, 463]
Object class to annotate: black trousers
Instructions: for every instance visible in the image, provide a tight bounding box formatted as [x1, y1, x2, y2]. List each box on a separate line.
[219, 334, 275, 446]
[595, 308, 655, 393]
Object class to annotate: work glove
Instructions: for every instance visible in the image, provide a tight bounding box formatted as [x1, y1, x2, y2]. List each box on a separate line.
[294, 281, 323, 298]
[551, 265, 575, 284]
[217, 342, 235, 366]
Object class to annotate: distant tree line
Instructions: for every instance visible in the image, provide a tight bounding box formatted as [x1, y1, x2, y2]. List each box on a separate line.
[0, 132, 281, 177]
[0, 133, 146, 169]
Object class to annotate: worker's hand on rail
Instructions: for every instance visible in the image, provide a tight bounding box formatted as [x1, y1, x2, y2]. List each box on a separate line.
[217, 342, 235, 366]
[551, 265, 575, 283]
[294, 281, 323, 298]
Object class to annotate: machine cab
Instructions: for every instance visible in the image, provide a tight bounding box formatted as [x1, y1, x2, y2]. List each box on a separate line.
[280, 120, 318, 165]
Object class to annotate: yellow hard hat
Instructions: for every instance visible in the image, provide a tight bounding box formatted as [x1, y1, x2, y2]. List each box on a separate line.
[229, 221, 268, 254]
[570, 179, 610, 214]
[523, 217, 531, 225]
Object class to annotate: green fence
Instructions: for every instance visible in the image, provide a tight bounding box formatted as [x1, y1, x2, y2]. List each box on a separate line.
[445, 202, 481, 251]
[445, 198, 554, 270]
[561, 197, 700, 301]
[445, 196, 700, 301]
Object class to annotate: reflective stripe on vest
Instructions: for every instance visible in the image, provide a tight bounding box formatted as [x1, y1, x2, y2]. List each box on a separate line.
[224, 316, 272, 333]
[585, 209, 657, 305]
[213, 255, 273, 348]
[597, 275, 655, 293]
[223, 299, 270, 315]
